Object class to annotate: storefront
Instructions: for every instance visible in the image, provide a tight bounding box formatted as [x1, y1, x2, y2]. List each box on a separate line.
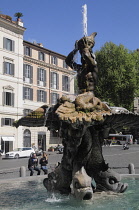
[0, 136, 15, 154]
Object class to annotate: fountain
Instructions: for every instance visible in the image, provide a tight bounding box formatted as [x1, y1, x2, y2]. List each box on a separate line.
[12, 4, 139, 206]
[0, 177, 139, 209]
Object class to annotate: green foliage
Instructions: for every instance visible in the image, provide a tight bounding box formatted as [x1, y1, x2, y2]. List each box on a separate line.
[95, 42, 139, 111]
[14, 12, 23, 19]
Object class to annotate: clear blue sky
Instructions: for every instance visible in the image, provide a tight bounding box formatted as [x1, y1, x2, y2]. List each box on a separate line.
[1, 0, 139, 56]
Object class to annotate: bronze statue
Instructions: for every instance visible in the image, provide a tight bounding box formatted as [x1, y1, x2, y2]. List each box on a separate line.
[14, 33, 130, 200]
[65, 32, 98, 94]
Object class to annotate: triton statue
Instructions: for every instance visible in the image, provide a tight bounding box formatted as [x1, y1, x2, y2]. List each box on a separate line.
[65, 32, 98, 94]
[42, 33, 128, 200]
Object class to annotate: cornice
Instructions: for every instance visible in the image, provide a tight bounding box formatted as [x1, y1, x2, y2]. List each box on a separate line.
[23, 40, 66, 59]
[0, 17, 26, 35]
[24, 56, 75, 75]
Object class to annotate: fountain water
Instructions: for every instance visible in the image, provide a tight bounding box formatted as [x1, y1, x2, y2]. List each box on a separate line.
[0, 177, 139, 210]
[82, 4, 88, 37]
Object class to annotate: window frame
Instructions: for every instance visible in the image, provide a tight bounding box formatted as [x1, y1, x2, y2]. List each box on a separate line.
[51, 56, 58, 65]
[50, 72, 59, 90]
[51, 92, 59, 105]
[3, 61, 14, 76]
[62, 75, 70, 92]
[1, 118, 14, 126]
[39, 52, 45, 61]
[3, 37, 15, 52]
[37, 90, 47, 103]
[23, 87, 33, 100]
[37, 68, 46, 87]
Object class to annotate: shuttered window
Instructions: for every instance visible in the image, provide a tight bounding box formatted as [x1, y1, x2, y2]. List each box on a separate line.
[1, 118, 14, 126]
[37, 90, 47, 102]
[51, 93, 59, 105]
[3, 92, 14, 106]
[3, 62, 14, 76]
[37, 68, 46, 87]
[24, 46, 32, 56]
[23, 87, 33, 100]
[3, 37, 15, 51]
[63, 60, 68, 69]
[23, 64, 33, 83]
[62, 75, 70, 92]
[51, 56, 58, 65]
[50, 72, 59, 89]
[38, 52, 45, 61]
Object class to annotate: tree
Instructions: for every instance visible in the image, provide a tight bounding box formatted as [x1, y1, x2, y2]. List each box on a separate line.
[95, 42, 139, 111]
[14, 12, 23, 20]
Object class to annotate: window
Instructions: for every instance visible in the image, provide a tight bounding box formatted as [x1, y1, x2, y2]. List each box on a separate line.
[39, 52, 45, 61]
[3, 37, 15, 51]
[63, 60, 68, 69]
[23, 87, 33, 100]
[3, 62, 14, 76]
[37, 90, 47, 102]
[23, 129, 31, 147]
[51, 56, 58, 65]
[37, 68, 46, 86]
[23, 64, 33, 83]
[62, 75, 70, 92]
[1, 118, 14, 126]
[51, 130, 59, 137]
[24, 46, 32, 56]
[23, 109, 33, 117]
[3, 91, 14, 106]
[50, 72, 59, 89]
[51, 92, 59, 105]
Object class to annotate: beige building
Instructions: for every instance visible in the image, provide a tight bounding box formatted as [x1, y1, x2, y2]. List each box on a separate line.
[23, 41, 75, 151]
[0, 14, 75, 153]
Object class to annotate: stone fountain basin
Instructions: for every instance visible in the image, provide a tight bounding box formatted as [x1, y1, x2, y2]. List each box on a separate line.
[0, 174, 138, 210]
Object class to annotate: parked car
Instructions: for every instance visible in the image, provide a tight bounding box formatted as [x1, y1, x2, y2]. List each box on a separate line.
[5, 147, 35, 159]
[110, 107, 129, 114]
[35, 149, 43, 156]
[0, 150, 4, 156]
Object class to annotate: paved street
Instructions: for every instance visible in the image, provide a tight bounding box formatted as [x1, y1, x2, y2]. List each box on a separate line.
[0, 144, 139, 179]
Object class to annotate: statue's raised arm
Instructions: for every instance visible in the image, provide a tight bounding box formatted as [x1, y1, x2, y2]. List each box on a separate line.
[65, 32, 98, 94]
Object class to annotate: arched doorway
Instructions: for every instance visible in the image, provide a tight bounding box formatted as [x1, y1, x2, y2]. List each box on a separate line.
[23, 129, 31, 147]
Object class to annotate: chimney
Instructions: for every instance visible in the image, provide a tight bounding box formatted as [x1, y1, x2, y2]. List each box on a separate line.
[37, 43, 43, 47]
[17, 18, 23, 27]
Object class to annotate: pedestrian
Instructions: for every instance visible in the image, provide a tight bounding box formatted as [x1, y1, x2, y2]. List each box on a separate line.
[123, 143, 129, 150]
[39, 151, 48, 174]
[28, 153, 41, 176]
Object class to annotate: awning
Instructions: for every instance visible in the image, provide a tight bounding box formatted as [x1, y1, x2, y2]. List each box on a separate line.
[2, 136, 15, 141]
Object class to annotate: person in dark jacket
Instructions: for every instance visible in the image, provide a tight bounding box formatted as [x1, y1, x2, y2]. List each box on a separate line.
[39, 152, 48, 174]
[28, 153, 41, 176]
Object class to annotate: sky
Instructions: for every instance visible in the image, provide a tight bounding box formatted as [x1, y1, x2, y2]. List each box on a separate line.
[1, 0, 139, 56]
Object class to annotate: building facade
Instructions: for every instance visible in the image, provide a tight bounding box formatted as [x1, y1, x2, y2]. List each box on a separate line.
[0, 14, 25, 153]
[22, 41, 75, 151]
[0, 14, 75, 153]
